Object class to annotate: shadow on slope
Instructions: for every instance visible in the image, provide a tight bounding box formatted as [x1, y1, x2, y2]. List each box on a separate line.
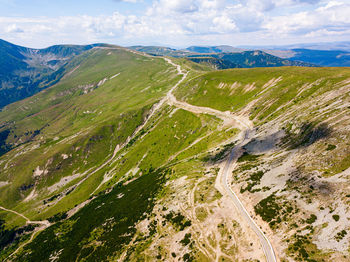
[283, 122, 332, 149]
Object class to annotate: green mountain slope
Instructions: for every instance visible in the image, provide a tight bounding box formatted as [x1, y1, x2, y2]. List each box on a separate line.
[0, 47, 349, 261]
[0, 39, 101, 109]
[186, 56, 240, 69]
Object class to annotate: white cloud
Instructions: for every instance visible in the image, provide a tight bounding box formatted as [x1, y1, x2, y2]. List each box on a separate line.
[263, 1, 350, 36]
[211, 15, 237, 33]
[5, 24, 24, 33]
[0, 0, 349, 47]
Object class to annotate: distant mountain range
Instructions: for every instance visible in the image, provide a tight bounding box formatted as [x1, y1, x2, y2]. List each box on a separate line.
[288, 49, 350, 67]
[0, 39, 101, 108]
[129, 46, 315, 69]
[185, 45, 245, 53]
[239, 41, 350, 52]
[191, 50, 315, 68]
[130, 43, 350, 68]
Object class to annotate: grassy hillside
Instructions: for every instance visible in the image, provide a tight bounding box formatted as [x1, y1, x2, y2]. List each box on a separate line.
[186, 57, 240, 69]
[0, 46, 349, 261]
[174, 66, 349, 120]
[0, 46, 181, 214]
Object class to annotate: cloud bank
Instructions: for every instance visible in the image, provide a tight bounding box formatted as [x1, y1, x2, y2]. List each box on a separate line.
[0, 0, 349, 47]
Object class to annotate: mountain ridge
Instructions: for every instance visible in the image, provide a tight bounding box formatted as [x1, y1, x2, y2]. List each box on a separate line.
[0, 39, 105, 109]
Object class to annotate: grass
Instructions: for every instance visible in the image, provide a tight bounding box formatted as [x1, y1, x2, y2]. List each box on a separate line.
[174, 67, 350, 123]
[194, 175, 222, 203]
[0, 47, 179, 223]
[195, 207, 208, 222]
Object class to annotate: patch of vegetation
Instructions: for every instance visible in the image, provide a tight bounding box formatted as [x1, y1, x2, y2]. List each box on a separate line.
[254, 194, 279, 225]
[335, 230, 347, 242]
[164, 211, 191, 231]
[180, 233, 192, 246]
[183, 252, 194, 262]
[47, 212, 68, 223]
[332, 214, 340, 222]
[237, 152, 260, 162]
[126, 129, 146, 148]
[254, 194, 295, 228]
[288, 234, 317, 261]
[306, 214, 317, 224]
[203, 142, 235, 162]
[44, 193, 60, 204]
[0, 219, 37, 259]
[326, 144, 336, 151]
[0, 219, 19, 251]
[240, 170, 264, 193]
[0, 129, 11, 157]
[239, 162, 259, 171]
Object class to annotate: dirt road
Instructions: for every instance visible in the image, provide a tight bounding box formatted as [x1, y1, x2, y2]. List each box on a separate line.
[163, 58, 277, 262]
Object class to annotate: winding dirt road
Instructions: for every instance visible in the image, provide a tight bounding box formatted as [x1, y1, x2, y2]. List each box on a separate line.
[163, 57, 277, 262]
[0, 206, 50, 227]
[220, 129, 277, 262]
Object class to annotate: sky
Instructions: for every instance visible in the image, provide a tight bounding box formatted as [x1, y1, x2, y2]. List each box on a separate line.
[0, 0, 350, 48]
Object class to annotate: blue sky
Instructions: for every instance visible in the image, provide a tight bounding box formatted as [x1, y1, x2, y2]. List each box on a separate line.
[0, 0, 349, 48]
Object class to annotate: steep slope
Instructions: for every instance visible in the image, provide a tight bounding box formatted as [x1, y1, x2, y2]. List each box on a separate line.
[0, 47, 349, 262]
[0, 46, 180, 211]
[0, 39, 100, 108]
[174, 66, 350, 261]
